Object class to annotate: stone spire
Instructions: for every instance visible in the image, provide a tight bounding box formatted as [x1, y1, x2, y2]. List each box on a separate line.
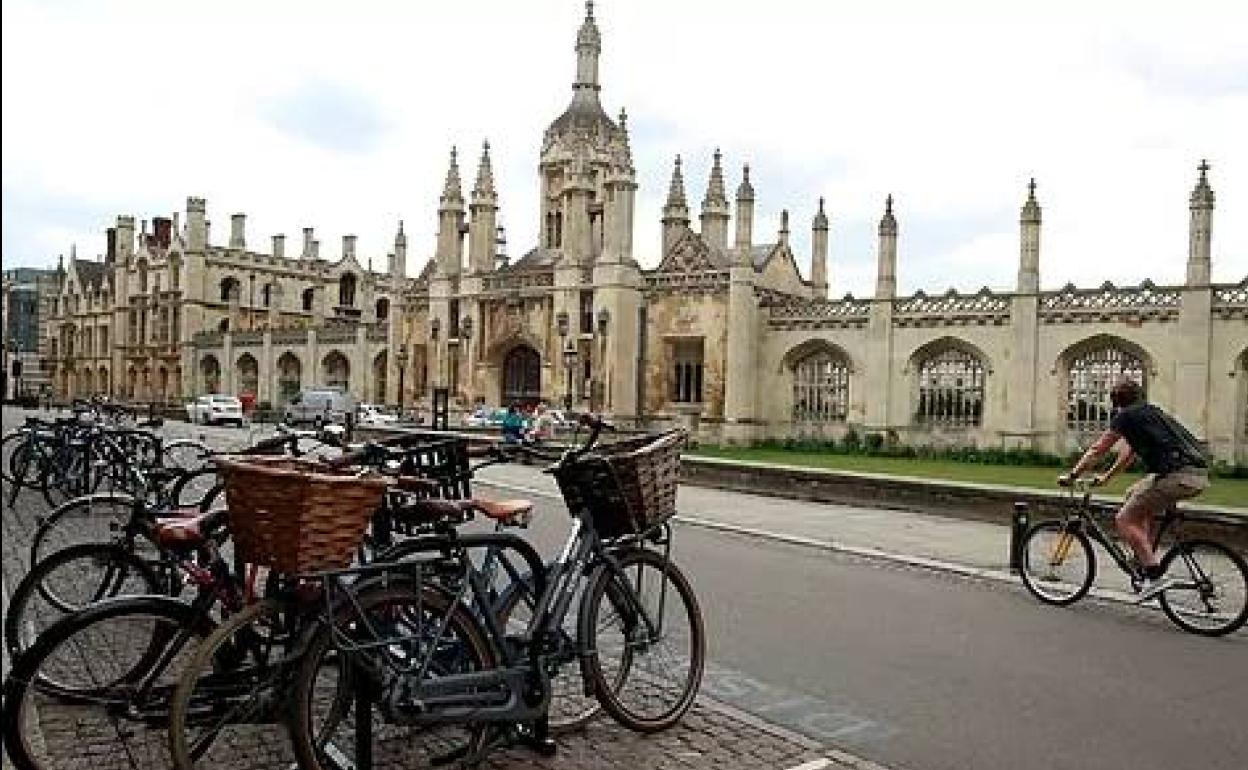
[472, 140, 497, 205]
[1187, 159, 1214, 286]
[440, 146, 464, 209]
[700, 149, 731, 251]
[1018, 179, 1041, 293]
[469, 141, 500, 273]
[661, 155, 691, 255]
[778, 209, 790, 246]
[736, 163, 755, 202]
[811, 198, 829, 296]
[575, 1, 602, 91]
[392, 219, 407, 279]
[876, 195, 898, 298]
[618, 107, 633, 169]
[733, 164, 755, 264]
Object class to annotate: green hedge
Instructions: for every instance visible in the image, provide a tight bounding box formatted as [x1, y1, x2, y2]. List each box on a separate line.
[749, 428, 1248, 479]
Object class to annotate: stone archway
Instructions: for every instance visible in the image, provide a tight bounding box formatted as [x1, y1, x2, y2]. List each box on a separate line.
[237, 353, 259, 397]
[277, 352, 302, 404]
[501, 345, 541, 407]
[372, 351, 388, 404]
[200, 355, 221, 394]
[322, 351, 350, 391]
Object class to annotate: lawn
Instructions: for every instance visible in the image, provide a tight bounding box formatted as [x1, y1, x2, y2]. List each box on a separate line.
[689, 446, 1248, 509]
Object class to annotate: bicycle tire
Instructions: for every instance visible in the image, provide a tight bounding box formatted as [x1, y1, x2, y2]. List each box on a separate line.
[1, 595, 216, 770]
[287, 582, 497, 770]
[581, 547, 705, 733]
[30, 493, 139, 566]
[163, 440, 212, 473]
[1, 429, 32, 485]
[496, 569, 607, 734]
[1019, 520, 1096, 606]
[5, 542, 161, 659]
[1157, 539, 1248, 637]
[168, 598, 303, 769]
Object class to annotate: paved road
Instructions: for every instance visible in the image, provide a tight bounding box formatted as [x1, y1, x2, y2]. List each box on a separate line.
[471, 466, 1248, 770]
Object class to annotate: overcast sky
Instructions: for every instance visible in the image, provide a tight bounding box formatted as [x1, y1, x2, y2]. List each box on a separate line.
[3, 0, 1246, 296]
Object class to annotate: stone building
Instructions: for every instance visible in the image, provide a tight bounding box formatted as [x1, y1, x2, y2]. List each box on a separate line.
[43, 3, 1247, 462]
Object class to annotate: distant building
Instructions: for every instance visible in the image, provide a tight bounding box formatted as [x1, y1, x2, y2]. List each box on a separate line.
[37, 3, 1248, 463]
[2, 265, 58, 399]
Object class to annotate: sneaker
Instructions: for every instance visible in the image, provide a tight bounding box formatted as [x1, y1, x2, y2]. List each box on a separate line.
[1134, 576, 1177, 603]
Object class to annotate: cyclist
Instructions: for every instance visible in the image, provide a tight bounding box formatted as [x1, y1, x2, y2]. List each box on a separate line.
[1059, 379, 1209, 600]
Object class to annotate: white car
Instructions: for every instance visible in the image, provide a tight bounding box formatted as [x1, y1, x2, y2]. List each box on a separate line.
[357, 403, 399, 426]
[186, 394, 244, 426]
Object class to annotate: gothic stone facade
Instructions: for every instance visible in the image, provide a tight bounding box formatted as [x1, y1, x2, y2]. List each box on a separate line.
[45, 4, 1248, 463]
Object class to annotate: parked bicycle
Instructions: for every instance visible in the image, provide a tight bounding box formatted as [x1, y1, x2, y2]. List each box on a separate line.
[1019, 476, 1248, 636]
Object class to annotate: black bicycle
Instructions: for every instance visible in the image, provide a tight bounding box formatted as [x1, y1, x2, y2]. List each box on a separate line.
[1019, 477, 1248, 636]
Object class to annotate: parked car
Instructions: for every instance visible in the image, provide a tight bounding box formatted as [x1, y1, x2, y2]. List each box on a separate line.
[283, 388, 357, 426]
[186, 394, 244, 426]
[357, 403, 399, 426]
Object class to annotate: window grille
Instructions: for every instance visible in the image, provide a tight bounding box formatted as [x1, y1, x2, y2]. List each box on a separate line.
[916, 348, 985, 427]
[793, 352, 850, 423]
[1066, 346, 1145, 437]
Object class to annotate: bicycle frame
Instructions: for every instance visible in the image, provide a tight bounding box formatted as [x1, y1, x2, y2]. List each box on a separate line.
[1057, 485, 1181, 579]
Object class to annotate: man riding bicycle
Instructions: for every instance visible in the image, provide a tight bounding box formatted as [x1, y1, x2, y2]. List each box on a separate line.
[1060, 379, 1210, 600]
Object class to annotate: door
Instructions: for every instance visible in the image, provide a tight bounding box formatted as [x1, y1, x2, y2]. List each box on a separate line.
[501, 345, 541, 407]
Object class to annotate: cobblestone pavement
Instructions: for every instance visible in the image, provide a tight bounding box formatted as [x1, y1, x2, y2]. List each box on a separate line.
[0, 418, 878, 770]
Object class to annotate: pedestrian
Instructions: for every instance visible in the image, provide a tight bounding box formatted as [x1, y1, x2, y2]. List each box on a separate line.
[1060, 379, 1210, 600]
[501, 403, 526, 444]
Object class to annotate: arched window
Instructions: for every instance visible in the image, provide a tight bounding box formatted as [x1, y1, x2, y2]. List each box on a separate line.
[339, 273, 357, 307]
[302, 287, 315, 312]
[200, 355, 221, 394]
[261, 283, 273, 307]
[277, 353, 302, 403]
[237, 353, 259, 396]
[916, 348, 985, 427]
[793, 351, 850, 423]
[220, 276, 240, 302]
[1067, 345, 1145, 437]
[376, 297, 390, 321]
[322, 351, 350, 390]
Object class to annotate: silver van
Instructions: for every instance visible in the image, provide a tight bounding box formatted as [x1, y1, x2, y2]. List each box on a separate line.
[283, 388, 357, 426]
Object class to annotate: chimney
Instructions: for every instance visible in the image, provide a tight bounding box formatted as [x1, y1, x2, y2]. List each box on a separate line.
[302, 227, 314, 259]
[272, 234, 286, 259]
[153, 217, 173, 249]
[312, 239, 320, 260]
[230, 213, 246, 249]
[343, 234, 357, 261]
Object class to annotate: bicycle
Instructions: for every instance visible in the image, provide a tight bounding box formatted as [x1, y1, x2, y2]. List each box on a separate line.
[278, 417, 704, 768]
[1018, 476, 1248, 636]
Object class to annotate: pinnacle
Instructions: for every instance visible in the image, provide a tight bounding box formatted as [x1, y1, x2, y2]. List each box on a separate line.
[813, 196, 829, 229]
[665, 155, 688, 210]
[1021, 179, 1042, 223]
[441, 146, 464, 206]
[703, 147, 728, 211]
[1190, 159, 1215, 209]
[473, 140, 497, 201]
[879, 195, 898, 235]
[736, 163, 755, 201]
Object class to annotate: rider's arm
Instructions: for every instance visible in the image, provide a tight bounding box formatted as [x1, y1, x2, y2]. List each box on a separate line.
[1095, 444, 1135, 485]
[1069, 429, 1122, 478]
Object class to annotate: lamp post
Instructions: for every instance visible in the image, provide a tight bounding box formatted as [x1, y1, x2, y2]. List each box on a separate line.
[555, 310, 571, 409]
[460, 315, 473, 403]
[562, 342, 577, 412]
[396, 343, 408, 412]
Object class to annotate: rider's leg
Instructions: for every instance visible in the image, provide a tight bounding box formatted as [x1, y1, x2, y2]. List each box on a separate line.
[1116, 477, 1162, 570]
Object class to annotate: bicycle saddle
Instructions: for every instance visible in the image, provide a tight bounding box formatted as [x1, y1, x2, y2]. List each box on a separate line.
[469, 499, 534, 527]
[153, 510, 218, 549]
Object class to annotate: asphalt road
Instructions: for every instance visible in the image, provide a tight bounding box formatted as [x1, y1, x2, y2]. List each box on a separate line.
[471, 474, 1248, 770]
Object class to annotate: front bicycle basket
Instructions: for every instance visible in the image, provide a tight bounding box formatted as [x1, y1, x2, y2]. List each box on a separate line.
[553, 428, 687, 540]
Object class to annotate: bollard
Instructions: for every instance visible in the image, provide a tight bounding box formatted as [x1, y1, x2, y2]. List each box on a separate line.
[1009, 501, 1030, 573]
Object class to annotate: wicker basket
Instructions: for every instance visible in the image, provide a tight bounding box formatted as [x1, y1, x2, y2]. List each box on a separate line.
[553, 429, 687, 540]
[215, 456, 392, 574]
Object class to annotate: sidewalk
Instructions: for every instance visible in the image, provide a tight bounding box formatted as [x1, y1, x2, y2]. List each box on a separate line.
[474, 465, 1158, 605]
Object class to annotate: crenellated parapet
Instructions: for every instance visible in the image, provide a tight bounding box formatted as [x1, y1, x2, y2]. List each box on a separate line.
[1039, 280, 1183, 324]
[1212, 278, 1248, 318]
[644, 270, 730, 298]
[893, 288, 1012, 327]
[761, 291, 871, 330]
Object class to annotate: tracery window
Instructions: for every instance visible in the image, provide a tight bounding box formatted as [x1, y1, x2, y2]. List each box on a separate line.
[1066, 345, 1145, 437]
[916, 348, 985, 427]
[793, 352, 850, 423]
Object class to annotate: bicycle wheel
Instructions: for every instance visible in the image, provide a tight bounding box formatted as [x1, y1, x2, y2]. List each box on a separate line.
[496, 569, 607, 734]
[5, 542, 160, 658]
[1158, 539, 1248, 637]
[288, 583, 496, 770]
[581, 547, 705, 733]
[1, 429, 33, 486]
[1, 596, 215, 770]
[163, 440, 211, 473]
[1019, 521, 1096, 606]
[169, 599, 303, 769]
[30, 494, 139, 566]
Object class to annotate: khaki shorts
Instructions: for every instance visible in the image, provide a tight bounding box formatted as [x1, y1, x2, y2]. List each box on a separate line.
[1119, 468, 1210, 520]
